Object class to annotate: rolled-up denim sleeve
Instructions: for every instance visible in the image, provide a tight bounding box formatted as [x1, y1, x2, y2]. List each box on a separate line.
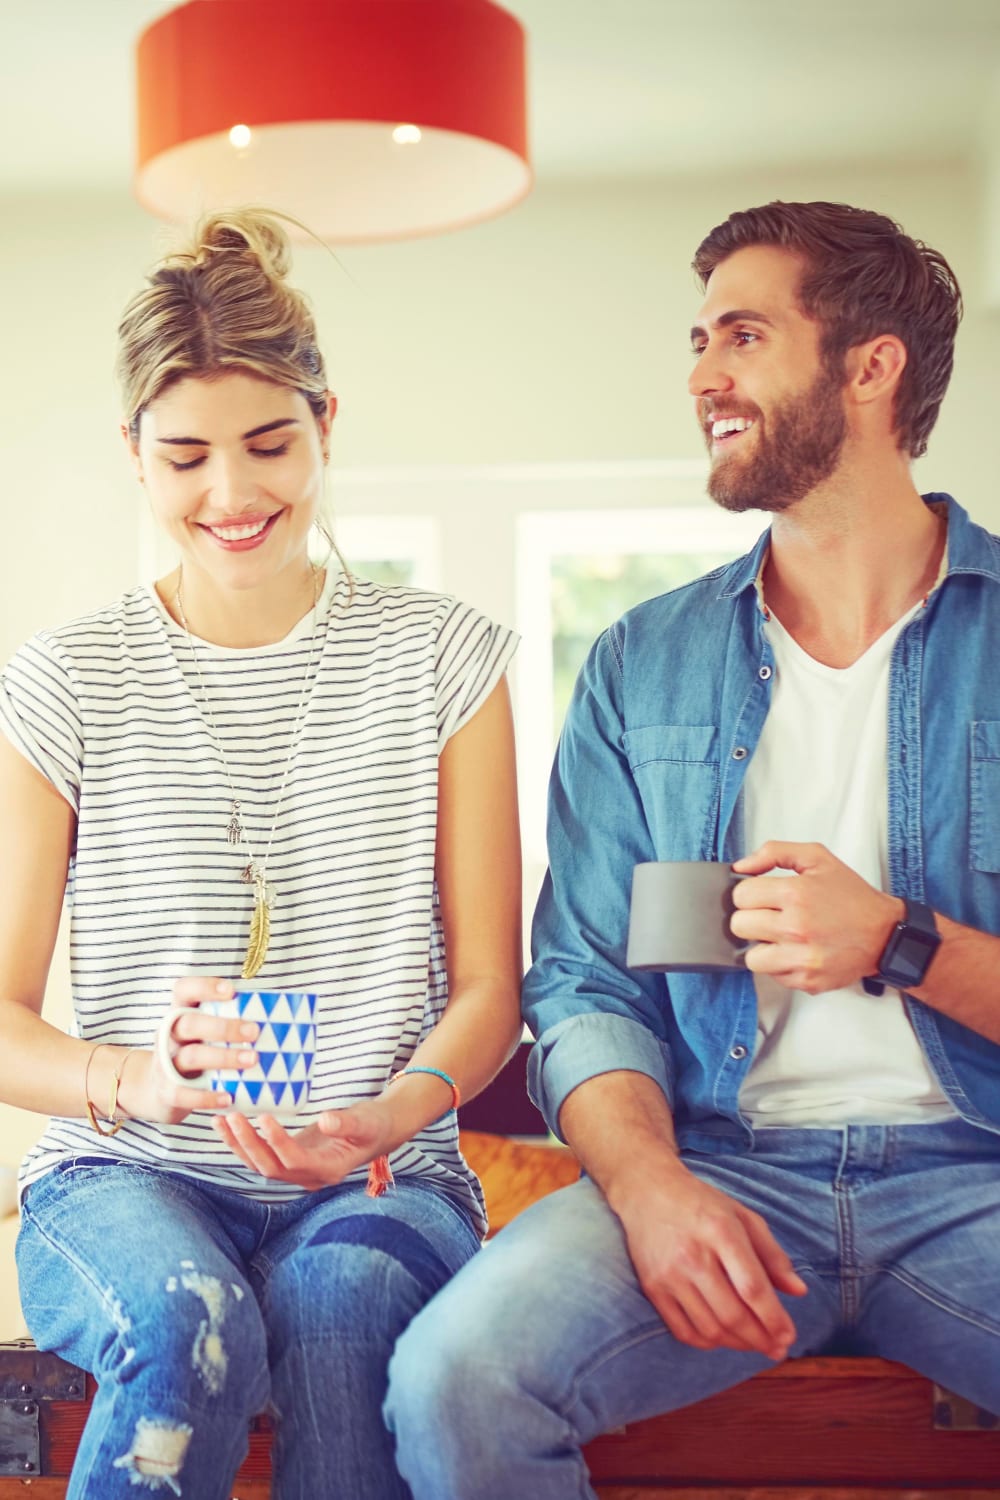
[523, 625, 675, 1139]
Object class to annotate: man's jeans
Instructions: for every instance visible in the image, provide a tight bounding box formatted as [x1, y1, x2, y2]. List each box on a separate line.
[386, 1119, 1000, 1500]
[17, 1161, 479, 1500]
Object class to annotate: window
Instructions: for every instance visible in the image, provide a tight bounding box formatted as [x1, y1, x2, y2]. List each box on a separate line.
[314, 514, 442, 590]
[516, 505, 764, 899]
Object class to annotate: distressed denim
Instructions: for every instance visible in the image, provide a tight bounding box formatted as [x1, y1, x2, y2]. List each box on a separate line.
[17, 1160, 479, 1500]
[522, 495, 1000, 1144]
[387, 1119, 1000, 1499]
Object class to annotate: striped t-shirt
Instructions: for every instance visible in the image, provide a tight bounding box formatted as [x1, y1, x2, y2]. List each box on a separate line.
[0, 572, 517, 1233]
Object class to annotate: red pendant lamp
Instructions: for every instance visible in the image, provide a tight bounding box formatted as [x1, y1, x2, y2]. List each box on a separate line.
[135, 0, 531, 243]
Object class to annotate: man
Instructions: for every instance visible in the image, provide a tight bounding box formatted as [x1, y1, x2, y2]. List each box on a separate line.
[386, 202, 1000, 1499]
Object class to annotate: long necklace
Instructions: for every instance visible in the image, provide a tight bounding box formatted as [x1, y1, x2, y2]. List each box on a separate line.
[175, 567, 324, 979]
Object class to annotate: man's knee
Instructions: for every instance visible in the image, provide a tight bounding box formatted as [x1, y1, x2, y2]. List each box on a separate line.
[386, 1299, 503, 1450]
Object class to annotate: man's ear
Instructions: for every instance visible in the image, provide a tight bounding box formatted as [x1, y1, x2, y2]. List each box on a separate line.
[845, 334, 907, 409]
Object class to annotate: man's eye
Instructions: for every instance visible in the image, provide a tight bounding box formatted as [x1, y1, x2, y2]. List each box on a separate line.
[691, 344, 707, 357]
[734, 330, 758, 346]
[251, 443, 290, 459]
[168, 455, 205, 471]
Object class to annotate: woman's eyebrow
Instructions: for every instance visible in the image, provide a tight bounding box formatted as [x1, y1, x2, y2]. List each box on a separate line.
[155, 418, 301, 446]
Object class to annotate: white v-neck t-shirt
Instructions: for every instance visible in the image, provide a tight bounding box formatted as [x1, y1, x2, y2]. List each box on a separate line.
[739, 605, 955, 1127]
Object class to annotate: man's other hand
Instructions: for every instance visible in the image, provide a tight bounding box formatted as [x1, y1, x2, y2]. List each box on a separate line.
[616, 1161, 807, 1361]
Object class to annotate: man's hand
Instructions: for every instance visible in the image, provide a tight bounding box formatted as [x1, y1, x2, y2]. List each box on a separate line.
[731, 841, 903, 993]
[614, 1160, 807, 1361]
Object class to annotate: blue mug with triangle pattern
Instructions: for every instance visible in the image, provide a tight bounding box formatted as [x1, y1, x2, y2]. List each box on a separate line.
[202, 990, 317, 1116]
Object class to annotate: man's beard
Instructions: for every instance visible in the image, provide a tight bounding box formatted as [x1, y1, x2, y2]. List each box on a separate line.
[706, 361, 848, 515]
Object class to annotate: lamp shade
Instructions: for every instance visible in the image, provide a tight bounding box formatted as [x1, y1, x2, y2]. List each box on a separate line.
[135, 0, 531, 243]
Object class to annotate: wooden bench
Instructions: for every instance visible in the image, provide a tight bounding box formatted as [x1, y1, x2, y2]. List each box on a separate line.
[2, 1131, 998, 1497]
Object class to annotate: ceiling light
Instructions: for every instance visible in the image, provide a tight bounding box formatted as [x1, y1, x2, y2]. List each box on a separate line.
[135, 0, 531, 244]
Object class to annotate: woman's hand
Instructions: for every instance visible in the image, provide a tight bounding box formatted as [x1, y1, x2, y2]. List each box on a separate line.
[121, 977, 259, 1125]
[214, 1097, 394, 1190]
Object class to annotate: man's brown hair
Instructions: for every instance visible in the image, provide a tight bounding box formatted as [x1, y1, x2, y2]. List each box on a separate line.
[692, 201, 962, 458]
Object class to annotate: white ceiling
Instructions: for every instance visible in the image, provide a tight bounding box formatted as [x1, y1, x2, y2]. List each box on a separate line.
[2, 0, 999, 192]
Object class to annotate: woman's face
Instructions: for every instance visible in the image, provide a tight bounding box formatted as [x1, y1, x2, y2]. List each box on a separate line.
[131, 371, 335, 591]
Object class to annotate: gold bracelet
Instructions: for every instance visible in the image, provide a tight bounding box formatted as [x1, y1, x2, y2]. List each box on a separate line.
[84, 1044, 133, 1138]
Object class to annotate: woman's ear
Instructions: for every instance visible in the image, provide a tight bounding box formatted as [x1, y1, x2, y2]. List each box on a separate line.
[320, 392, 338, 460]
[122, 420, 145, 483]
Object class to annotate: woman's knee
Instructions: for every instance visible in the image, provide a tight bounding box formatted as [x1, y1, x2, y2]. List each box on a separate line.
[265, 1209, 462, 1351]
[107, 1269, 268, 1413]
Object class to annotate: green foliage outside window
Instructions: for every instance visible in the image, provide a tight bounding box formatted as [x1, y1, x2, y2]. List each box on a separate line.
[350, 559, 415, 587]
[551, 551, 735, 741]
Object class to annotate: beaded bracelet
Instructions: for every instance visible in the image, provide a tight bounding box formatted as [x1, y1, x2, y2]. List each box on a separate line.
[366, 1065, 462, 1198]
[390, 1065, 461, 1119]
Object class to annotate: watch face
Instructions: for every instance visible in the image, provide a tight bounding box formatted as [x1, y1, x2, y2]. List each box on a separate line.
[884, 925, 939, 987]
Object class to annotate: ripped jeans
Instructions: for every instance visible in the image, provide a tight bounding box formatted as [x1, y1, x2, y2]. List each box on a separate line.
[16, 1159, 480, 1500]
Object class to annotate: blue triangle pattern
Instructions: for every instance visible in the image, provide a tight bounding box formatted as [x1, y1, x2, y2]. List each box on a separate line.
[271, 1022, 292, 1047]
[243, 1079, 264, 1104]
[256, 1052, 277, 1076]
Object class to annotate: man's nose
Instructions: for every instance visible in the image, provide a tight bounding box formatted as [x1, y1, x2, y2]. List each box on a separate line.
[688, 343, 733, 399]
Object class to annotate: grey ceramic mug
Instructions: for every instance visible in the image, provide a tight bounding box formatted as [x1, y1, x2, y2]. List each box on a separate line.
[626, 861, 749, 972]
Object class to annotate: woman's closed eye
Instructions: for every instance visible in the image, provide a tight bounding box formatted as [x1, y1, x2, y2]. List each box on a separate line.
[166, 441, 290, 472]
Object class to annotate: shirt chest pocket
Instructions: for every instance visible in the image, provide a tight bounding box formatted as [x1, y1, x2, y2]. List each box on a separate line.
[622, 724, 720, 861]
[970, 721, 1000, 873]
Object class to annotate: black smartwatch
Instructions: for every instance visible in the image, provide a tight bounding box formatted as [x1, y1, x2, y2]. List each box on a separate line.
[862, 899, 941, 996]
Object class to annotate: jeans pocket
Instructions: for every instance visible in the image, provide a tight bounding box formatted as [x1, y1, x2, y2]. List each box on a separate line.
[623, 724, 720, 859]
[970, 722, 1000, 873]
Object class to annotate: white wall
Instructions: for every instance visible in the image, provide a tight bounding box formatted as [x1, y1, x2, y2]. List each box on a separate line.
[0, 155, 995, 1167]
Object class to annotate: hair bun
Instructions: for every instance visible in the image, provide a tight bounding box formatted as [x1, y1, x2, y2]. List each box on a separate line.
[190, 209, 292, 280]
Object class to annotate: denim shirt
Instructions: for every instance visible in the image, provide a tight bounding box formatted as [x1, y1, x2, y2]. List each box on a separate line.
[523, 494, 1000, 1146]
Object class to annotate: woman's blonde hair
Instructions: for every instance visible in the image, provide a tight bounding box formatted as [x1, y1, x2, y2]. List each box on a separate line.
[117, 208, 344, 562]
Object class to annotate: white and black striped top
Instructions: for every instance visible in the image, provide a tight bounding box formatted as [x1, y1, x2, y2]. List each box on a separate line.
[0, 572, 517, 1233]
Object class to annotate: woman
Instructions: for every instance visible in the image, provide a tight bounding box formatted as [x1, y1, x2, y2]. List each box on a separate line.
[0, 210, 522, 1499]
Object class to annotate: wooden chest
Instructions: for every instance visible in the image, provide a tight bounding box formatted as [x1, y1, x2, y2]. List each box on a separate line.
[1, 1340, 998, 1498]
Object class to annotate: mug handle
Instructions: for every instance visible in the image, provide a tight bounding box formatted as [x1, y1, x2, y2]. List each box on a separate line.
[154, 1005, 214, 1091]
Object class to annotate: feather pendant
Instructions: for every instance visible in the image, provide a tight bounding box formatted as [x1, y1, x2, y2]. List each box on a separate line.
[242, 888, 271, 979]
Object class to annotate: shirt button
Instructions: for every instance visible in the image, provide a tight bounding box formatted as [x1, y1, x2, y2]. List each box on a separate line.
[732, 746, 748, 760]
[758, 665, 772, 680]
[730, 1044, 748, 1060]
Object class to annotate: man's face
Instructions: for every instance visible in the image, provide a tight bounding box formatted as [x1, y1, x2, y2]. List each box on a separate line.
[689, 245, 848, 513]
